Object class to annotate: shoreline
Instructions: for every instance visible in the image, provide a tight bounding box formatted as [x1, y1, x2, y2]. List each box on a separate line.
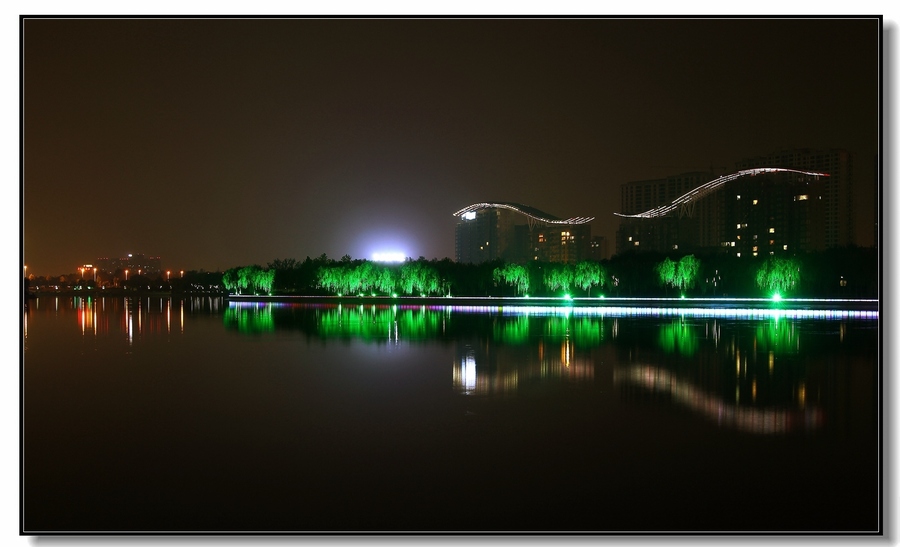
[28, 292, 880, 312]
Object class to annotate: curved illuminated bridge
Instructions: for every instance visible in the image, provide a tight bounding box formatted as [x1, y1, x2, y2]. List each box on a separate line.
[453, 202, 594, 229]
[615, 168, 829, 219]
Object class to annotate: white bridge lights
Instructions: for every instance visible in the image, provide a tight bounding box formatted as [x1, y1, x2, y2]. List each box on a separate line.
[615, 168, 830, 219]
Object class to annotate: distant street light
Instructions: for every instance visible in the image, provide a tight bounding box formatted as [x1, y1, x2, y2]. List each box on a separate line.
[180, 270, 184, 278]
[79, 267, 84, 280]
[93, 268, 97, 282]
[166, 270, 171, 281]
[125, 269, 129, 281]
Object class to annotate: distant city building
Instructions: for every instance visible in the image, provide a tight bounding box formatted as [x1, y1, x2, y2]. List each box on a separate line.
[616, 171, 714, 254]
[454, 202, 593, 264]
[615, 150, 854, 257]
[589, 236, 611, 261]
[735, 149, 853, 249]
[95, 253, 162, 276]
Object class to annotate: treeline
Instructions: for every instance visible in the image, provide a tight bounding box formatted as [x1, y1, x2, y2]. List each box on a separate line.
[217, 246, 877, 298]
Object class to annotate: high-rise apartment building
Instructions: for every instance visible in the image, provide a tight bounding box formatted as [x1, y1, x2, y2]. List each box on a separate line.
[616, 171, 714, 254]
[615, 149, 852, 257]
[454, 203, 592, 264]
[735, 149, 852, 249]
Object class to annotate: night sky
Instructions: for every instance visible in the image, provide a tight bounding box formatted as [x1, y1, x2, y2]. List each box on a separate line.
[22, 17, 880, 277]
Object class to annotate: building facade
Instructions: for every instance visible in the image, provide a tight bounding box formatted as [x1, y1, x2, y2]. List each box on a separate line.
[734, 149, 852, 249]
[615, 150, 850, 257]
[454, 203, 593, 264]
[616, 171, 714, 254]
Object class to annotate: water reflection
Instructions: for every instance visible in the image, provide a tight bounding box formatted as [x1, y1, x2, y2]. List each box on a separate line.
[29, 298, 876, 437]
[613, 364, 823, 434]
[26, 295, 223, 342]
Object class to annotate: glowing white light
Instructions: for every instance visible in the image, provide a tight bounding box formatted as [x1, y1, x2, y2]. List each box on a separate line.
[462, 211, 476, 220]
[372, 252, 405, 262]
[463, 354, 476, 391]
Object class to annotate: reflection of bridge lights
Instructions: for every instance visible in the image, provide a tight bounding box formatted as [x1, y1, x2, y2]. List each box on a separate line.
[615, 364, 823, 434]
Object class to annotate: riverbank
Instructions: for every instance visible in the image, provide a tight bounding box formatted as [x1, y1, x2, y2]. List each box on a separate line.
[227, 294, 880, 312]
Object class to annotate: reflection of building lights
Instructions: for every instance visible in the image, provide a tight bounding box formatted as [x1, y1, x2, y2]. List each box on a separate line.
[463, 354, 476, 391]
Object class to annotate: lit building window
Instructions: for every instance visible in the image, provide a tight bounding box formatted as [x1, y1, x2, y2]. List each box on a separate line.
[736, 252, 741, 257]
[736, 223, 741, 229]
[796, 194, 809, 201]
[736, 195, 741, 200]
[769, 227, 775, 233]
[769, 240, 774, 245]
[753, 252, 758, 257]
[731, 242, 736, 247]
[634, 241, 640, 246]
[783, 245, 788, 250]
[627, 236, 632, 242]
[752, 246, 758, 252]
[752, 199, 759, 205]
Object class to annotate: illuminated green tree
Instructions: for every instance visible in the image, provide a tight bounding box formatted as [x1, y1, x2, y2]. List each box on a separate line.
[493, 263, 530, 296]
[574, 260, 605, 296]
[655, 257, 677, 294]
[756, 257, 801, 296]
[222, 268, 239, 293]
[656, 255, 701, 294]
[399, 260, 442, 296]
[543, 263, 574, 294]
[374, 265, 397, 295]
[676, 255, 701, 292]
[354, 261, 377, 294]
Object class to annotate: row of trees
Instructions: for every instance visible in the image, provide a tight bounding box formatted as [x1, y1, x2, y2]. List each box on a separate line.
[493, 261, 610, 296]
[317, 260, 444, 296]
[162, 246, 876, 298]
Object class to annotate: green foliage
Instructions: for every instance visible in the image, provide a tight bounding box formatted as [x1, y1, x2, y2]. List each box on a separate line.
[493, 263, 530, 295]
[315, 259, 441, 296]
[543, 263, 574, 293]
[222, 265, 275, 294]
[574, 260, 605, 296]
[655, 255, 701, 294]
[755, 256, 801, 295]
[399, 260, 442, 295]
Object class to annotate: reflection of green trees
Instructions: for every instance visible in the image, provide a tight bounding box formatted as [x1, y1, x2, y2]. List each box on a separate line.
[754, 317, 798, 355]
[316, 305, 446, 340]
[224, 305, 275, 333]
[658, 319, 698, 355]
[493, 315, 530, 344]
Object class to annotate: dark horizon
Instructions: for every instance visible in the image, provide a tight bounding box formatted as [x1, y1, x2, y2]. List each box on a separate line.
[22, 17, 880, 277]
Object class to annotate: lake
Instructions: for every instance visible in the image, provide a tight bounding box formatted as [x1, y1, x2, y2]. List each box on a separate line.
[21, 296, 881, 533]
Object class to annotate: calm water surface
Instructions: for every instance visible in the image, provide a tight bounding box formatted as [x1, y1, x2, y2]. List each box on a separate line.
[22, 296, 880, 533]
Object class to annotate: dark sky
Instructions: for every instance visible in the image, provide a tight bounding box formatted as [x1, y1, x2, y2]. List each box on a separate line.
[22, 17, 880, 277]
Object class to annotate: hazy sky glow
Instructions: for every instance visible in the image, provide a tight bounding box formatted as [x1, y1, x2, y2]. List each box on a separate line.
[22, 17, 880, 276]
